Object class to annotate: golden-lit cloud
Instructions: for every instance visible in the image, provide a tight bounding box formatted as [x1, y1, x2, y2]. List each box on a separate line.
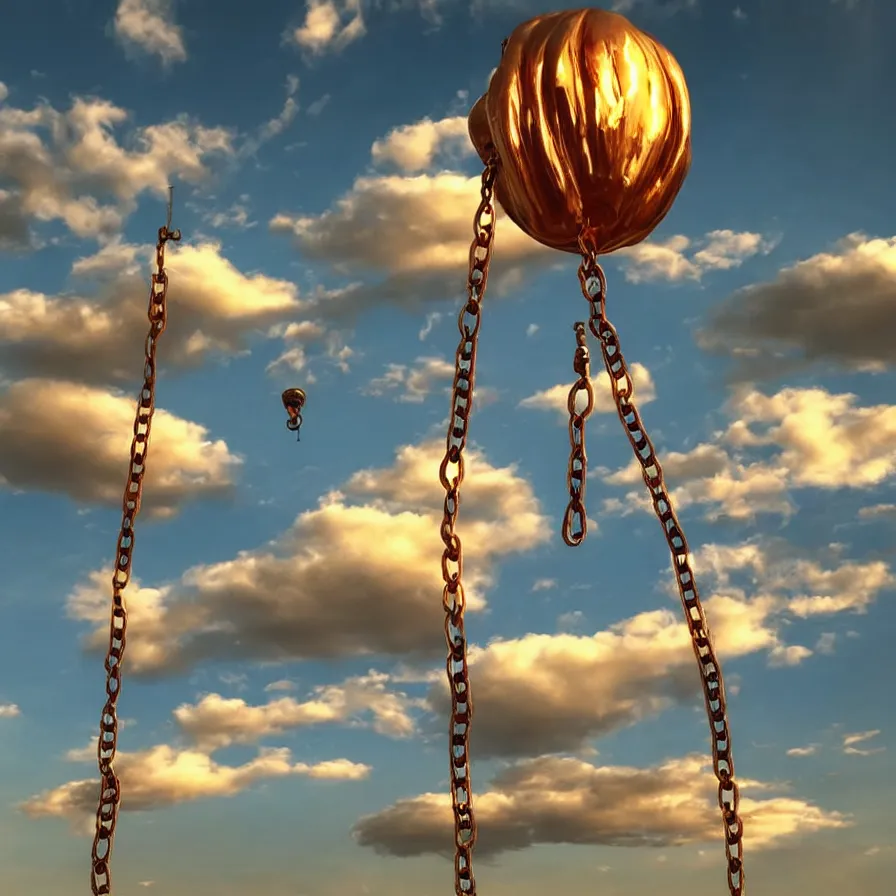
[519, 362, 656, 418]
[614, 229, 778, 283]
[0, 94, 231, 246]
[699, 233, 896, 378]
[112, 0, 187, 66]
[370, 116, 474, 172]
[21, 743, 368, 831]
[269, 169, 555, 319]
[354, 754, 850, 856]
[285, 0, 366, 56]
[66, 439, 551, 674]
[0, 240, 308, 385]
[173, 672, 418, 750]
[420, 537, 891, 757]
[601, 385, 896, 521]
[0, 379, 241, 517]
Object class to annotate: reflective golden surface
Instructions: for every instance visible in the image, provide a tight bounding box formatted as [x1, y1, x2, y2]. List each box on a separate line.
[469, 8, 691, 254]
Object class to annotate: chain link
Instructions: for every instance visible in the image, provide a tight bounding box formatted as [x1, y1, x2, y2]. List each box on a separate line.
[438, 154, 497, 896]
[562, 322, 594, 546]
[90, 217, 181, 896]
[577, 235, 745, 896]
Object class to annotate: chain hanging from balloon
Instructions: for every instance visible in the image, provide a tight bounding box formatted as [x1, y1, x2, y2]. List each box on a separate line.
[439, 8, 745, 896]
[90, 188, 181, 896]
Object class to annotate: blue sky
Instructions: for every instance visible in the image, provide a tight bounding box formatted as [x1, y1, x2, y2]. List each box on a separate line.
[0, 0, 894, 894]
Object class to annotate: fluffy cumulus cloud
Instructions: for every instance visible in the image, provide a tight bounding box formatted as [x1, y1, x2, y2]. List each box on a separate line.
[0, 93, 232, 247]
[699, 233, 896, 378]
[600, 385, 896, 521]
[362, 356, 455, 402]
[420, 537, 892, 758]
[173, 672, 418, 750]
[0, 240, 308, 386]
[371, 116, 474, 173]
[519, 362, 656, 418]
[21, 743, 368, 831]
[285, 0, 366, 56]
[0, 379, 241, 516]
[269, 168, 556, 320]
[614, 229, 778, 283]
[66, 439, 551, 675]
[112, 0, 187, 66]
[270, 112, 778, 339]
[353, 753, 850, 857]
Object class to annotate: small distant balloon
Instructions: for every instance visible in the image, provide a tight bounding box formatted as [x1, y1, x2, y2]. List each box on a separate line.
[282, 388, 306, 441]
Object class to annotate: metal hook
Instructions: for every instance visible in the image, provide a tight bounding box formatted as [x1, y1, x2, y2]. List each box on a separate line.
[165, 185, 182, 242]
[282, 388, 306, 443]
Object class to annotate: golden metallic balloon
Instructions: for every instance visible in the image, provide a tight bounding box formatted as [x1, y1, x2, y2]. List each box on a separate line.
[469, 7, 691, 254]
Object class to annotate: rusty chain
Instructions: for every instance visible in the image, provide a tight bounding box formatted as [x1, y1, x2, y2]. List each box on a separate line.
[577, 234, 745, 895]
[438, 153, 497, 896]
[562, 321, 595, 546]
[90, 200, 181, 896]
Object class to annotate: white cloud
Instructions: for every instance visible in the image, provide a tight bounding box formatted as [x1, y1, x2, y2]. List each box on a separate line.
[0, 703, 21, 718]
[112, 0, 187, 66]
[519, 362, 656, 418]
[362, 356, 454, 402]
[614, 230, 778, 284]
[700, 233, 896, 378]
[843, 730, 885, 756]
[371, 116, 473, 173]
[786, 745, 818, 757]
[0, 379, 241, 516]
[285, 0, 366, 56]
[354, 753, 850, 857]
[66, 439, 550, 675]
[531, 578, 557, 592]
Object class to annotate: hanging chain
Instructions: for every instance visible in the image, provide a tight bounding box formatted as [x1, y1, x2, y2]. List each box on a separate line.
[437, 153, 497, 896]
[90, 195, 181, 896]
[562, 322, 594, 546]
[577, 235, 745, 895]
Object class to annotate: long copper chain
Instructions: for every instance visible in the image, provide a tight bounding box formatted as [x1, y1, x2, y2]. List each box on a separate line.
[90, 207, 181, 896]
[562, 321, 594, 546]
[438, 154, 497, 896]
[577, 239, 745, 895]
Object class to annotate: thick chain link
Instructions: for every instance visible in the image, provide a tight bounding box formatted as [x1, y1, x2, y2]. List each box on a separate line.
[90, 218, 181, 896]
[562, 321, 594, 546]
[577, 237, 745, 895]
[438, 155, 497, 896]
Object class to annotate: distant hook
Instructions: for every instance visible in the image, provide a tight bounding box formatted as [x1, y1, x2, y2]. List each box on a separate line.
[282, 388, 306, 442]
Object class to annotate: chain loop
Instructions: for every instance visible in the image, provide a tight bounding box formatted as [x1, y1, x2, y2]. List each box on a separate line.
[562, 321, 594, 546]
[438, 153, 497, 896]
[89, 219, 181, 896]
[577, 235, 745, 896]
